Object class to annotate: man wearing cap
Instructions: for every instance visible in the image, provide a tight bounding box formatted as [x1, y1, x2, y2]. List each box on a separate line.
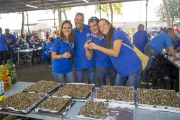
[73, 13, 95, 84]
[0, 27, 9, 65]
[84, 17, 117, 87]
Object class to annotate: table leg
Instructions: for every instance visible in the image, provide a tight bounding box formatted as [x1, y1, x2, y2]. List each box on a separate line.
[18, 52, 19, 67]
[179, 68, 180, 92]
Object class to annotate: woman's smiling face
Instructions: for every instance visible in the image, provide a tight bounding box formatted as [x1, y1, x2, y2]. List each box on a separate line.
[98, 20, 111, 35]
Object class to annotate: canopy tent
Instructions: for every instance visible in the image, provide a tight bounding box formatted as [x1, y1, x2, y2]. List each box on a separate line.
[0, 0, 145, 13]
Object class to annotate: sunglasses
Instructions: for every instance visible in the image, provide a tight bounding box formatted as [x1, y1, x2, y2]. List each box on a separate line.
[88, 17, 98, 21]
[76, 12, 85, 16]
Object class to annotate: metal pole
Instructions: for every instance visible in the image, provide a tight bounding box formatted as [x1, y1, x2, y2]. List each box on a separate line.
[54, 8, 56, 28]
[146, 0, 148, 31]
[26, 12, 30, 35]
[99, 5, 101, 19]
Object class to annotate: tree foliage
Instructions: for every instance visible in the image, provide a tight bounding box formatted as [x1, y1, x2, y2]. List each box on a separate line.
[94, 3, 124, 22]
[0, 15, 1, 19]
[155, 0, 180, 25]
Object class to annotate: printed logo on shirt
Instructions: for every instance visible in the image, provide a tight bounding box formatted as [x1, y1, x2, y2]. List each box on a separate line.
[91, 33, 106, 40]
[86, 33, 91, 37]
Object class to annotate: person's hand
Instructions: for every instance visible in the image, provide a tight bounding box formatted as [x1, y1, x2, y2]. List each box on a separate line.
[50, 47, 52, 50]
[89, 43, 98, 50]
[84, 41, 90, 50]
[173, 57, 180, 61]
[9, 45, 14, 48]
[63, 52, 71, 58]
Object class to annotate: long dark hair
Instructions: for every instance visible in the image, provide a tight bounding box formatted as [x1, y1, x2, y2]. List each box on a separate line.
[60, 20, 75, 42]
[99, 19, 115, 49]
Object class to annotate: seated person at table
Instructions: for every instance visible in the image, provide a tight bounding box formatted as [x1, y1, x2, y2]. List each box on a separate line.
[46, 37, 53, 67]
[28, 39, 35, 46]
[18, 38, 24, 47]
[141, 28, 180, 85]
[38, 39, 44, 47]
[34, 34, 38, 42]
[171, 34, 180, 49]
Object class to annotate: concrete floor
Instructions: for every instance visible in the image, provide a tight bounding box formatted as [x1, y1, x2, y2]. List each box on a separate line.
[16, 61, 176, 90]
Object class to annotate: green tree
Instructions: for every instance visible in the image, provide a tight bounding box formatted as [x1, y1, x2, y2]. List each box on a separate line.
[0, 15, 2, 19]
[95, 3, 124, 24]
[155, 0, 180, 26]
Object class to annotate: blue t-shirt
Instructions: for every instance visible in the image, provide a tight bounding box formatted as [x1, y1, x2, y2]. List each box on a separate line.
[46, 42, 52, 55]
[6, 34, 17, 51]
[133, 30, 149, 47]
[88, 33, 112, 67]
[52, 38, 74, 74]
[171, 37, 180, 48]
[109, 30, 142, 77]
[28, 42, 34, 46]
[0, 33, 8, 51]
[147, 33, 173, 53]
[19, 42, 24, 46]
[73, 25, 95, 68]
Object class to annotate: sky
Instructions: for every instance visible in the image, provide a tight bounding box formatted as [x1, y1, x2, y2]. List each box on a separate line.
[0, 0, 163, 31]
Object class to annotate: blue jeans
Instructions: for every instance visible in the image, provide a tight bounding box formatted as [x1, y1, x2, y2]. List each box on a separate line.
[52, 71, 74, 83]
[141, 45, 157, 82]
[8, 50, 16, 65]
[75, 68, 95, 84]
[116, 68, 142, 90]
[96, 66, 117, 87]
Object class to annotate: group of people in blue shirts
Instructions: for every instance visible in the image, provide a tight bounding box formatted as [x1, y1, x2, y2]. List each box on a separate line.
[51, 13, 143, 89]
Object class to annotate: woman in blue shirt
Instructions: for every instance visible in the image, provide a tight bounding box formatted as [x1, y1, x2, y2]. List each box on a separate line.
[51, 20, 75, 83]
[46, 37, 53, 66]
[89, 19, 142, 89]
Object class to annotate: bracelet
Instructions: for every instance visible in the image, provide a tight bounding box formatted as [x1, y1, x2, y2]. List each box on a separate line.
[61, 54, 64, 59]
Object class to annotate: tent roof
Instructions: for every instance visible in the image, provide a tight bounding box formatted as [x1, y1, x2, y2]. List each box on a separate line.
[0, 0, 145, 13]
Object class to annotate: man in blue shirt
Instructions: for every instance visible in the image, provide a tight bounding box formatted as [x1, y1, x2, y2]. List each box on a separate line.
[133, 24, 149, 53]
[5, 29, 17, 64]
[85, 17, 117, 87]
[0, 27, 9, 65]
[141, 28, 180, 85]
[171, 35, 180, 49]
[73, 13, 95, 84]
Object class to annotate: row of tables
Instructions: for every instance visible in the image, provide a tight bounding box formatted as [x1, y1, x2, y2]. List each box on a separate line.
[0, 82, 180, 120]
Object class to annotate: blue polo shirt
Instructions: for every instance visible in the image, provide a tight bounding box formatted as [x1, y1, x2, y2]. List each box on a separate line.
[0, 33, 8, 51]
[73, 25, 95, 68]
[133, 30, 149, 52]
[46, 42, 52, 56]
[147, 33, 173, 54]
[88, 33, 112, 67]
[52, 37, 74, 74]
[6, 34, 17, 51]
[109, 30, 142, 77]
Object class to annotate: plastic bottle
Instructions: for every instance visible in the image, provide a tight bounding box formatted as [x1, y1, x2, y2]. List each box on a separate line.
[3, 68, 11, 91]
[68, 47, 71, 60]
[5, 60, 13, 86]
[0, 68, 5, 95]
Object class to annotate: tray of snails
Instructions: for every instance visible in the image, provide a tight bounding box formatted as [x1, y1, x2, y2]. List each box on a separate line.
[53, 83, 95, 101]
[0, 92, 47, 114]
[22, 80, 64, 94]
[137, 88, 180, 113]
[35, 96, 75, 115]
[76, 101, 135, 120]
[93, 85, 135, 104]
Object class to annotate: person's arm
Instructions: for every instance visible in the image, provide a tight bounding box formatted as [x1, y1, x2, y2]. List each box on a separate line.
[84, 41, 93, 60]
[167, 46, 180, 60]
[89, 39, 122, 57]
[9, 37, 18, 48]
[51, 52, 71, 59]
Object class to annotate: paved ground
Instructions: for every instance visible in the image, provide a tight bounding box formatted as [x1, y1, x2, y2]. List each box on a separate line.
[16, 61, 176, 89]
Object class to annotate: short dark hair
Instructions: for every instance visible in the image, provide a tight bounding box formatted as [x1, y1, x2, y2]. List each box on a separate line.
[0, 27, 2, 31]
[88, 17, 99, 25]
[138, 24, 144, 30]
[5, 28, 9, 31]
[165, 28, 174, 33]
[75, 12, 84, 18]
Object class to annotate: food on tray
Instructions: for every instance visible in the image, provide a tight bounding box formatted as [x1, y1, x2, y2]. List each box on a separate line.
[23, 81, 63, 93]
[53, 84, 94, 98]
[95, 86, 134, 102]
[36, 97, 70, 112]
[78, 101, 108, 119]
[138, 89, 180, 108]
[0, 92, 44, 111]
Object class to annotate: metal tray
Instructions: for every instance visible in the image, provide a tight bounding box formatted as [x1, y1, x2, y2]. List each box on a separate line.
[93, 86, 135, 104]
[21, 80, 64, 94]
[0, 92, 48, 114]
[76, 101, 135, 120]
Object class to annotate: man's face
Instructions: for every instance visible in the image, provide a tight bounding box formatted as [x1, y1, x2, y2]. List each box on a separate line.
[74, 14, 84, 29]
[169, 32, 176, 41]
[89, 20, 100, 35]
[0, 29, 2, 33]
[5, 30, 9, 35]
